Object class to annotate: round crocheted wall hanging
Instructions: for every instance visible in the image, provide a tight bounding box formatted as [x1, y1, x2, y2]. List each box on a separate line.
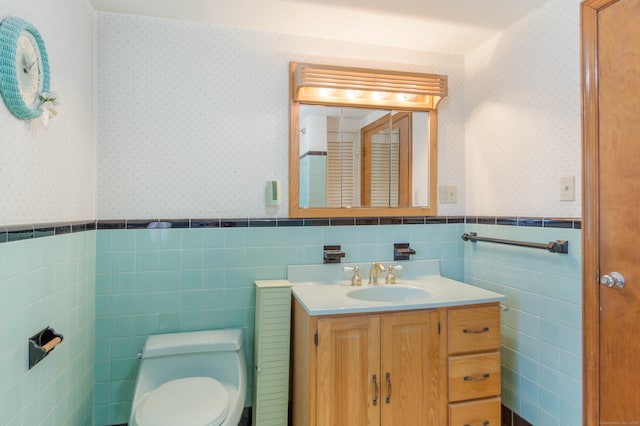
[0, 17, 50, 120]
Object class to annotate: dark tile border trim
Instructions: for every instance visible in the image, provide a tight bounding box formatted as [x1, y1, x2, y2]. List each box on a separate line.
[1, 221, 96, 244]
[497, 217, 519, 226]
[0, 216, 582, 245]
[7, 224, 35, 242]
[303, 218, 330, 226]
[356, 217, 380, 226]
[191, 218, 221, 228]
[277, 218, 304, 227]
[96, 220, 125, 230]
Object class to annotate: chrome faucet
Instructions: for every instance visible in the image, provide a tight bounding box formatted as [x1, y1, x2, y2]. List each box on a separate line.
[368, 262, 386, 285]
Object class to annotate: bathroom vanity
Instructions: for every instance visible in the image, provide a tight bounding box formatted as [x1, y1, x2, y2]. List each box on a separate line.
[288, 261, 504, 426]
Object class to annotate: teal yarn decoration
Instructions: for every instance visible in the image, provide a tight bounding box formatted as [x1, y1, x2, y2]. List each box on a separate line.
[0, 17, 50, 120]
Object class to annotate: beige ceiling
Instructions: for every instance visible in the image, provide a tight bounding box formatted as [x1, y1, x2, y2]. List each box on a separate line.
[89, 0, 549, 54]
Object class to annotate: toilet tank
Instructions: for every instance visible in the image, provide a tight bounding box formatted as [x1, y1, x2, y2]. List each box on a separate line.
[136, 329, 246, 392]
[143, 329, 243, 358]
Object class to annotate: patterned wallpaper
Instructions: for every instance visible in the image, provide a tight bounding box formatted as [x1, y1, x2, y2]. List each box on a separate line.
[464, 0, 582, 217]
[0, 0, 95, 226]
[94, 13, 467, 219]
[1, 0, 583, 225]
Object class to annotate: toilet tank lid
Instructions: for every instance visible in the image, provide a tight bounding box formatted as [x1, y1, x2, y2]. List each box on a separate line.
[143, 329, 243, 358]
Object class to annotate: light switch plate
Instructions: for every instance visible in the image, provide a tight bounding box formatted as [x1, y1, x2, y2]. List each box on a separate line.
[439, 185, 457, 204]
[560, 176, 575, 201]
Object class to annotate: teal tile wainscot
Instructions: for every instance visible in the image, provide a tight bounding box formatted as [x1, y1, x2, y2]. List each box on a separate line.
[0, 228, 96, 426]
[93, 217, 581, 426]
[464, 222, 582, 426]
[93, 218, 467, 425]
[0, 216, 581, 426]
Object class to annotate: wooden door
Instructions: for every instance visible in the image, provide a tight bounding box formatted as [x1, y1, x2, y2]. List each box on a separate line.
[582, 0, 640, 424]
[316, 315, 381, 426]
[361, 112, 412, 207]
[380, 310, 441, 426]
[393, 112, 413, 207]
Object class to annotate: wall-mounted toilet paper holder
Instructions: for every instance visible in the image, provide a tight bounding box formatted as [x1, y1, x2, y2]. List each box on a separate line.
[28, 326, 63, 370]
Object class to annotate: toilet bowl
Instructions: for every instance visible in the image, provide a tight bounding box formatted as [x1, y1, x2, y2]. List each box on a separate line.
[129, 329, 247, 426]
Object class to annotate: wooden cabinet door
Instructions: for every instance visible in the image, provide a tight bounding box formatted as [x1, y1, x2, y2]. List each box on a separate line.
[380, 310, 441, 426]
[316, 315, 381, 426]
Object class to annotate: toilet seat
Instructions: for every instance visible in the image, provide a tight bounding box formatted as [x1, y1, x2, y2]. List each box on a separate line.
[135, 377, 229, 426]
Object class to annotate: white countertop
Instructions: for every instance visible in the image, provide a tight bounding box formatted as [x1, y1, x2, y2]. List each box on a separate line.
[291, 275, 506, 316]
[288, 260, 505, 315]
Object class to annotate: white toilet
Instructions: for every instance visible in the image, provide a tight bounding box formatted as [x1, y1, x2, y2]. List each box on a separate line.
[129, 328, 247, 426]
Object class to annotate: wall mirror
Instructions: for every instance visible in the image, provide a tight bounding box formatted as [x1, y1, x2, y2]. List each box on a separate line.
[289, 62, 448, 218]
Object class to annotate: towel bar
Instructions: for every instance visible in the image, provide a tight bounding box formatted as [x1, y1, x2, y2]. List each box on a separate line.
[461, 232, 568, 254]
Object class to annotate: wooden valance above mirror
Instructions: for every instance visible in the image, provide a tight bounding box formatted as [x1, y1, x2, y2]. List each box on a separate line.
[289, 62, 448, 218]
[292, 62, 447, 111]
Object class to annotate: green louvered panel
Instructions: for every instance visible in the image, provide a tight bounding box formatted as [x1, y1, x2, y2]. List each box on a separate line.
[253, 281, 292, 426]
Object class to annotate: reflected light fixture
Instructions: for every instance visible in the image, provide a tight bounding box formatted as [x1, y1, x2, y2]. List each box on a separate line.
[291, 62, 448, 111]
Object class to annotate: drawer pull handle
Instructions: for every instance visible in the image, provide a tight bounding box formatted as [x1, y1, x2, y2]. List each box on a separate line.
[372, 374, 378, 406]
[463, 327, 490, 334]
[464, 422, 490, 426]
[463, 373, 490, 381]
[385, 372, 392, 403]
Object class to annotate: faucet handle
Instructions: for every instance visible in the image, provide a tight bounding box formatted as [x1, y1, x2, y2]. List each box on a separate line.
[385, 265, 403, 284]
[385, 265, 396, 284]
[351, 267, 362, 286]
[343, 266, 362, 286]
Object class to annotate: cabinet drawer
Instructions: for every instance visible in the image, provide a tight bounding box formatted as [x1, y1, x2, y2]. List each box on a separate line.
[448, 305, 500, 355]
[448, 397, 501, 426]
[448, 352, 500, 402]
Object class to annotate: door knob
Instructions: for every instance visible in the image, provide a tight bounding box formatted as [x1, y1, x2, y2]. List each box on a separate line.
[600, 272, 625, 289]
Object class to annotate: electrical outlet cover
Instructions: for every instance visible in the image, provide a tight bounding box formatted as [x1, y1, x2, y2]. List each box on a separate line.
[439, 185, 457, 204]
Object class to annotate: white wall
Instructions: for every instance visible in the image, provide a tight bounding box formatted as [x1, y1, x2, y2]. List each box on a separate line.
[0, 0, 95, 226]
[94, 13, 466, 219]
[0, 0, 582, 225]
[464, 0, 582, 217]
[463, 1, 584, 423]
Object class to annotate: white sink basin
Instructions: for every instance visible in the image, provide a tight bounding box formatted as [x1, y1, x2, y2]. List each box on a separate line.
[347, 285, 430, 302]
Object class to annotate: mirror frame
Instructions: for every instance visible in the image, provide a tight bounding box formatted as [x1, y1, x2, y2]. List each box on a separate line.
[288, 62, 446, 218]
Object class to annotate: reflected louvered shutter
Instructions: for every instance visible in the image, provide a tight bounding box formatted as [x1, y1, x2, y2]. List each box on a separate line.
[327, 131, 357, 208]
[369, 130, 399, 207]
